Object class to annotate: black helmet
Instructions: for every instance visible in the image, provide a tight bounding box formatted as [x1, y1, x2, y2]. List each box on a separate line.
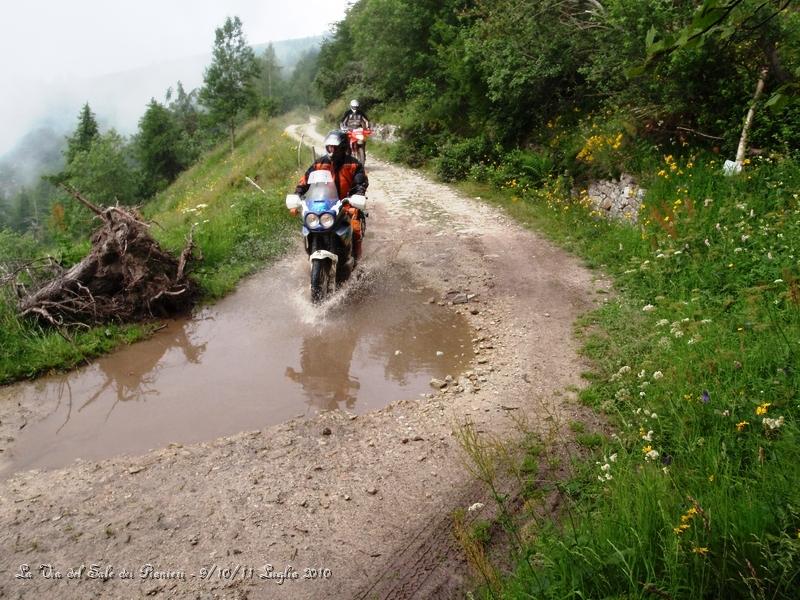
[323, 130, 348, 157]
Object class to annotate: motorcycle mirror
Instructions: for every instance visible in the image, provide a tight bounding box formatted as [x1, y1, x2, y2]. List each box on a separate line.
[285, 194, 302, 210]
[349, 195, 367, 210]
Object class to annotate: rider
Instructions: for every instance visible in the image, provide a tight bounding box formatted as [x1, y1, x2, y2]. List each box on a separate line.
[294, 130, 368, 262]
[340, 99, 370, 131]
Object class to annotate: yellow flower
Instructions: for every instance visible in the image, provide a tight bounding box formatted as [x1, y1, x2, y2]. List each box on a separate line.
[736, 421, 749, 432]
[692, 547, 709, 556]
[642, 445, 653, 454]
[673, 524, 690, 535]
[756, 403, 771, 416]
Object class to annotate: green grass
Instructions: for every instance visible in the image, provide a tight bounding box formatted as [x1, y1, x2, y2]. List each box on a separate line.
[463, 154, 800, 599]
[0, 116, 305, 384]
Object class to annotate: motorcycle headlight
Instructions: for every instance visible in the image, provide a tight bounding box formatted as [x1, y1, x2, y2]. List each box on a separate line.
[305, 213, 320, 228]
[320, 213, 335, 229]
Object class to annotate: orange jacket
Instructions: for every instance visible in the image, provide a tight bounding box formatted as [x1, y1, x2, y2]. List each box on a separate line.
[295, 154, 368, 200]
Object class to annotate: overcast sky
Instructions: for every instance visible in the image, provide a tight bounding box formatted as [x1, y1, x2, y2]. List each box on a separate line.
[0, 0, 352, 156]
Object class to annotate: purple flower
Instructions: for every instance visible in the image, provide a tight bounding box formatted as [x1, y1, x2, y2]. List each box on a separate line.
[701, 390, 710, 404]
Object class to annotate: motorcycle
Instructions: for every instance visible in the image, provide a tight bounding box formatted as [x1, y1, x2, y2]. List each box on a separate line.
[346, 127, 372, 165]
[285, 170, 367, 304]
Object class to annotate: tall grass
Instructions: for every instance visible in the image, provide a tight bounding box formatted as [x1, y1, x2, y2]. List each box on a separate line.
[465, 154, 800, 599]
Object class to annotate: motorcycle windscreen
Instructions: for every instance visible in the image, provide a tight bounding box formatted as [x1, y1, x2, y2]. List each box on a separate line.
[305, 170, 339, 209]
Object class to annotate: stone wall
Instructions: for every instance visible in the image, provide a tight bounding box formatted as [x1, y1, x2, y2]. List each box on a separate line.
[585, 173, 646, 224]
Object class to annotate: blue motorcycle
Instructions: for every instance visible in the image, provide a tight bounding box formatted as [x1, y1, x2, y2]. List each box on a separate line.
[286, 170, 367, 303]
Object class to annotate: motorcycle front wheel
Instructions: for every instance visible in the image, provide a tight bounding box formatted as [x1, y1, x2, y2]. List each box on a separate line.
[357, 145, 366, 165]
[310, 258, 332, 304]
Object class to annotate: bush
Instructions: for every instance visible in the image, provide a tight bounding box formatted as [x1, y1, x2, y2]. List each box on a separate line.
[433, 135, 492, 181]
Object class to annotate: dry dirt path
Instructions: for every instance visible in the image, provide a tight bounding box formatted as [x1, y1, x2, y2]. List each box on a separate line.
[0, 119, 609, 599]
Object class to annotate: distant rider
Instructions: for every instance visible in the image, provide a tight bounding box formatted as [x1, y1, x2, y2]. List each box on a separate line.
[340, 99, 370, 131]
[293, 130, 368, 262]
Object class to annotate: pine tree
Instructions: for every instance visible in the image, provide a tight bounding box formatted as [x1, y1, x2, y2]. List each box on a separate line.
[65, 103, 100, 165]
[136, 99, 183, 197]
[199, 16, 259, 151]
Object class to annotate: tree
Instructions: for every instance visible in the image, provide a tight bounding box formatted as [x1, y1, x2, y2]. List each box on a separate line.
[65, 130, 137, 207]
[199, 16, 259, 151]
[65, 103, 100, 165]
[136, 99, 184, 197]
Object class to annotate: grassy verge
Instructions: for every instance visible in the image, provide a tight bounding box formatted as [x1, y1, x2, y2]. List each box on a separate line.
[460, 155, 800, 598]
[0, 116, 302, 384]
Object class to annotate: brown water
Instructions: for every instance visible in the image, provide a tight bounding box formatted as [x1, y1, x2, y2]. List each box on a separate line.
[0, 257, 470, 476]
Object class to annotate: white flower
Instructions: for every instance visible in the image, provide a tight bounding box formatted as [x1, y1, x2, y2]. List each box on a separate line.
[468, 502, 485, 512]
[642, 304, 655, 312]
[656, 319, 669, 327]
[741, 234, 750, 242]
[640, 391, 646, 397]
[196, 203, 208, 209]
[656, 253, 666, 259]
[653, 371, 664, 380]
[763, 416, 785, 430]
[704, 239, 710, 247]
[645, 449, 660, 461]
[774, 279, 784, 284]
[662, 466, 670, 474]
[674, 330, 684, 338]
[609, 453, 617, 462]
[701, 319, 712, 324]
[618, 365, 631, 375]
[600, 463, 611, 472]
[642, 430, 654, 442]
[650, 413, 658, 419]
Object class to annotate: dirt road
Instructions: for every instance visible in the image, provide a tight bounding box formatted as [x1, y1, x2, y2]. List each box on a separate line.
[0, 119, 609, 599]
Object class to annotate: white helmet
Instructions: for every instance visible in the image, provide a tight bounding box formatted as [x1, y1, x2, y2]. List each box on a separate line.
[350, 99, 359, 111]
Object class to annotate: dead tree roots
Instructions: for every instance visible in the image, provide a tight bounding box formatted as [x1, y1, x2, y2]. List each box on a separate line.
[16, 188, 198, 327]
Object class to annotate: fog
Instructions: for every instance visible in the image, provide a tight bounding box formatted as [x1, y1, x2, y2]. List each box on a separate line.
[0, 0, 350, 159]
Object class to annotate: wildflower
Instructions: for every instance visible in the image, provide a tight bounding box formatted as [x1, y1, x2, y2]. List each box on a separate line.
[756, 403, 771, 416]
[653, 371, 664, 380]
[646, 449, 660, 461]
[702, 391, 710, 404]
[642, 445, 653, 454]
[674, 524, 690, 534]
[774, 279, 784, 284]
[642, 304, 655, 312]
[763, 416, 785, 430]
[736, 421, 749, 432]
[650, 413, 658, 419]
[692, 547, 709, 556]
[674, 330, 684, 338]
[609, 453, 617, 462]
[656, 319, 669, 327]
[704, 239, 710, 247]
[642, 430, 654, 442]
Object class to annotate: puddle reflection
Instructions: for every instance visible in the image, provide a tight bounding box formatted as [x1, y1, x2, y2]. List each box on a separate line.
[1, 262, 470, 476]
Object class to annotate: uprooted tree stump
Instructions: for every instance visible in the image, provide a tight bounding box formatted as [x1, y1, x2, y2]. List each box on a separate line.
[18, 187, 198, 326]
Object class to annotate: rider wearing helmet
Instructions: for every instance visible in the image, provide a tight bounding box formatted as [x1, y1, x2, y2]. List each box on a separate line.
[294, 130, 368, 262]
[340, 99, 370, 130]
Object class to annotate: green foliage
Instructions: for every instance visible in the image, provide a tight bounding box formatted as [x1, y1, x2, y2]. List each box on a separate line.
[63, 130, 138, 209]
[199, 16, 260, 149]
[136, 99, 185, 197]
[317, 0, 800, 162]
[465, 155, 800, 599]
[64, 103, 100, 165]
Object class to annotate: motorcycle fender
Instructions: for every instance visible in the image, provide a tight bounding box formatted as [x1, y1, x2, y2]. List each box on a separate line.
[309, 250, 338, 266]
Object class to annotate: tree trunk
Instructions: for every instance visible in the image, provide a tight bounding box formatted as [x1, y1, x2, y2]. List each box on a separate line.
[735, 66, 769, 165]
[229, 121, 236, 152]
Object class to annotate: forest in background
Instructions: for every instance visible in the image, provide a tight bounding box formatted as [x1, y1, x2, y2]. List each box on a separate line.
[0, 24, 322, 242]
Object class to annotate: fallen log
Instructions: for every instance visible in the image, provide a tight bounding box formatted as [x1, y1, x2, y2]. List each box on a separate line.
[18, 187, 198, 326]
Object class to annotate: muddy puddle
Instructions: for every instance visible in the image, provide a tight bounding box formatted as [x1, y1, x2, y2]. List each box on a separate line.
[0, 257, 471, 476]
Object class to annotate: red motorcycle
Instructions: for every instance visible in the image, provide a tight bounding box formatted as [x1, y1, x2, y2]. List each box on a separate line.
[346, 128, 372, 165]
